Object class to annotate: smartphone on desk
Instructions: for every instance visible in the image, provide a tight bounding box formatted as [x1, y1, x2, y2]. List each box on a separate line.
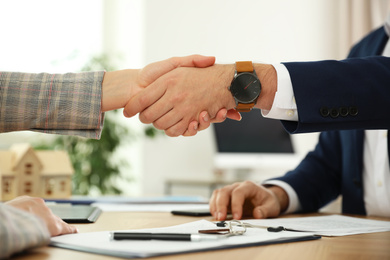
[47, 204, 102, 223]
[171, 209, 212, 217]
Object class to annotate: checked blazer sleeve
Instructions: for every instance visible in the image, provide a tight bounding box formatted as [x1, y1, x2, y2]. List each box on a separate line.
[0, 203, 50, 259]
[0, 71, 105, 139]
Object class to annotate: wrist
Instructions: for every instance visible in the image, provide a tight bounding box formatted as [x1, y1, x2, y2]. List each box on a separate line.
[253, 64, 277, 110]
[267, 185, 289, 213]
[222, 64, 238, 110]
[101, 69, 139, 112]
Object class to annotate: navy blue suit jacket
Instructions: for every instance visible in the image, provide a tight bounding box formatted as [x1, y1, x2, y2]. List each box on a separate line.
[282, 26, 390, 134]
[274, 26, 390, 215]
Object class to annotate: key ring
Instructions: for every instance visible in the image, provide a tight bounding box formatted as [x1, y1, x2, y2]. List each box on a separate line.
[216, 220, 285, 232]
[198, 220, 246, 236]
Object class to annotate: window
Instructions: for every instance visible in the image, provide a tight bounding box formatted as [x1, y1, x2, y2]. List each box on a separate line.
[25, 163, 32, 175]
[3, 179, 11, 193]
[45, 178, 55, 195]
[24, 181, 32, 193]
[60, 181, 66, 192]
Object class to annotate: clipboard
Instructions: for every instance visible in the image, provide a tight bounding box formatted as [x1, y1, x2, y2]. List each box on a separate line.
[50, 219, 320, 258]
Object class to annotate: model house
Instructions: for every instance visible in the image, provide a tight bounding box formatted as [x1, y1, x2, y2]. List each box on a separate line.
[0, 143, 74, 201]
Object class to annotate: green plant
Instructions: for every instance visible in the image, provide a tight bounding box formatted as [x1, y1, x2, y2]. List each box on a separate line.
[34, 54, 133, 195]
[35, 113, 132, 195]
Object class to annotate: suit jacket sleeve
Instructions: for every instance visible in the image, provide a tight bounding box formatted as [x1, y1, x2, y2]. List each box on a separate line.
[0, 71, 105, 139]
[281, 26, 390, 133]
[272, 131, 343, 212]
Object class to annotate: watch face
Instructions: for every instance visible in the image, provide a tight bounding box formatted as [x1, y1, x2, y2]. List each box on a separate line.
[230, 72, 261, 103]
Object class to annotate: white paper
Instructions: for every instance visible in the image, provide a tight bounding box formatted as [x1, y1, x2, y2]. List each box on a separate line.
[244, 215, 390, 236]
[50, 220, 317, 258]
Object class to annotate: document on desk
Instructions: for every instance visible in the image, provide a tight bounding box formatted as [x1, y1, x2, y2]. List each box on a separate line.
[91, 203, 210, 212]
[50, 220, 319, 259]
[244, 215, 390, 236]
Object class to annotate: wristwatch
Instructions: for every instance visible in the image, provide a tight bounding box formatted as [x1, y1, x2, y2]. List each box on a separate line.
[229, 61, 261, 112]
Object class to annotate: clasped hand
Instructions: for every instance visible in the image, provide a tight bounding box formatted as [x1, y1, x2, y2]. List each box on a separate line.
[102, 55, 241, 137]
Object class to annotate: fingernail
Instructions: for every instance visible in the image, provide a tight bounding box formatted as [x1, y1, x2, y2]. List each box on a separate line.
[203, 113, 209, 122]
[194, 124, 198, 131]
[217, 212, 223, 220]
[123, 110, 129, 118]
[223, 111, 227, 119]
[233, 213, 239, 220]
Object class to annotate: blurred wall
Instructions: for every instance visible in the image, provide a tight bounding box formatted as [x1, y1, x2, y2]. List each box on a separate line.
[138, 0, 339, 196]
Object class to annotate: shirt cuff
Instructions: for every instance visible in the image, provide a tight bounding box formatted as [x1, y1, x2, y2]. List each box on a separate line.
[262, 180, 301, 214]
[261, 63, 298, 121]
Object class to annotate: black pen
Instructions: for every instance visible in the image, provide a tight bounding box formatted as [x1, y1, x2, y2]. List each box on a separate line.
[110, 232, 226, 242]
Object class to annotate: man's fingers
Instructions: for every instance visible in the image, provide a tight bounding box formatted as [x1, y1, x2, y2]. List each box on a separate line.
[252, 187, 283, 219]
[163, 119, 188, 137]
[182, 109, 228, 137]
[123, 84, 167, 119]
[170, 55, 215, 68]
[209, 109, 228, 124]
[182, 108, 226, 136]
[138, 55, 215, 87]
[182, 121, 199, 136]
[151, 107, 184, 132]
[126, 55, 216, 118]
[253, 206, 269, 219]
[230, 181, 264, 220]
[209, 189, 229, 221]
[210, 183, 240, 221]
[189, 55, 216, 68]
[196, 111, 211, 132]
[230, 184, 250, 220]
[226, 109, 241, 121]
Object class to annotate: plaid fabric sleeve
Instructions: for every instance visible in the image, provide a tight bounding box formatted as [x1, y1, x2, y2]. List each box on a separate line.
[0, 204, 50, 259]
[0, 71, 105, 139]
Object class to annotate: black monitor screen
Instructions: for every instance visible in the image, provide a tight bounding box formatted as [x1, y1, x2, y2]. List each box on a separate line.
[213, 110, 294, 153]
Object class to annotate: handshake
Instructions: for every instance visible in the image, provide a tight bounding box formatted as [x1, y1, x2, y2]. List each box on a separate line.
[102, 55, 276, 137]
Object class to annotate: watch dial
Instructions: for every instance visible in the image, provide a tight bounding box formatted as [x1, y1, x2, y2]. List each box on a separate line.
[230, 72, 261, 103]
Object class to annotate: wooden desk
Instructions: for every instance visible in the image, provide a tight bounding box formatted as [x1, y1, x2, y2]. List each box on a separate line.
[13, 212, 390, 260]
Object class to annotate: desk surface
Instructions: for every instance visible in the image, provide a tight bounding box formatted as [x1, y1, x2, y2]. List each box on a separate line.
[13, 212, 390, 260]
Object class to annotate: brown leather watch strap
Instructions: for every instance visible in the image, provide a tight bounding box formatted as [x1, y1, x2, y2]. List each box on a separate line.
[236, 103, 255, 112]
[236, 61, 254, 73]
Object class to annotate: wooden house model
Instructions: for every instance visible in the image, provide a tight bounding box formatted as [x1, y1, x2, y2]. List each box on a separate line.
[0, 143, 74, 201]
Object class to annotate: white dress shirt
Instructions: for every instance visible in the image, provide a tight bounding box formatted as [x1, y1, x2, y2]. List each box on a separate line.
[262, 16, 390, 217]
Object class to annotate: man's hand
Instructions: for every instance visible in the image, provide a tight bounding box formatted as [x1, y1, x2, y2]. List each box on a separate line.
[209, 181, 288, 221]
[102, 55, 216, 112]
[5, 196, 78, 236]
[183, 109, 242, 136]
[123, 61, 277, 137]
[124, 64, 237, 137]
[101, 54, 239, 136]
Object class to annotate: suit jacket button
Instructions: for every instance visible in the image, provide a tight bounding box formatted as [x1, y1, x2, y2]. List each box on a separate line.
[339, 107, 349, 117]
[349, 106, 358, 116]
[330, 108, 339, 118]
[320, 107, 329, 117]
